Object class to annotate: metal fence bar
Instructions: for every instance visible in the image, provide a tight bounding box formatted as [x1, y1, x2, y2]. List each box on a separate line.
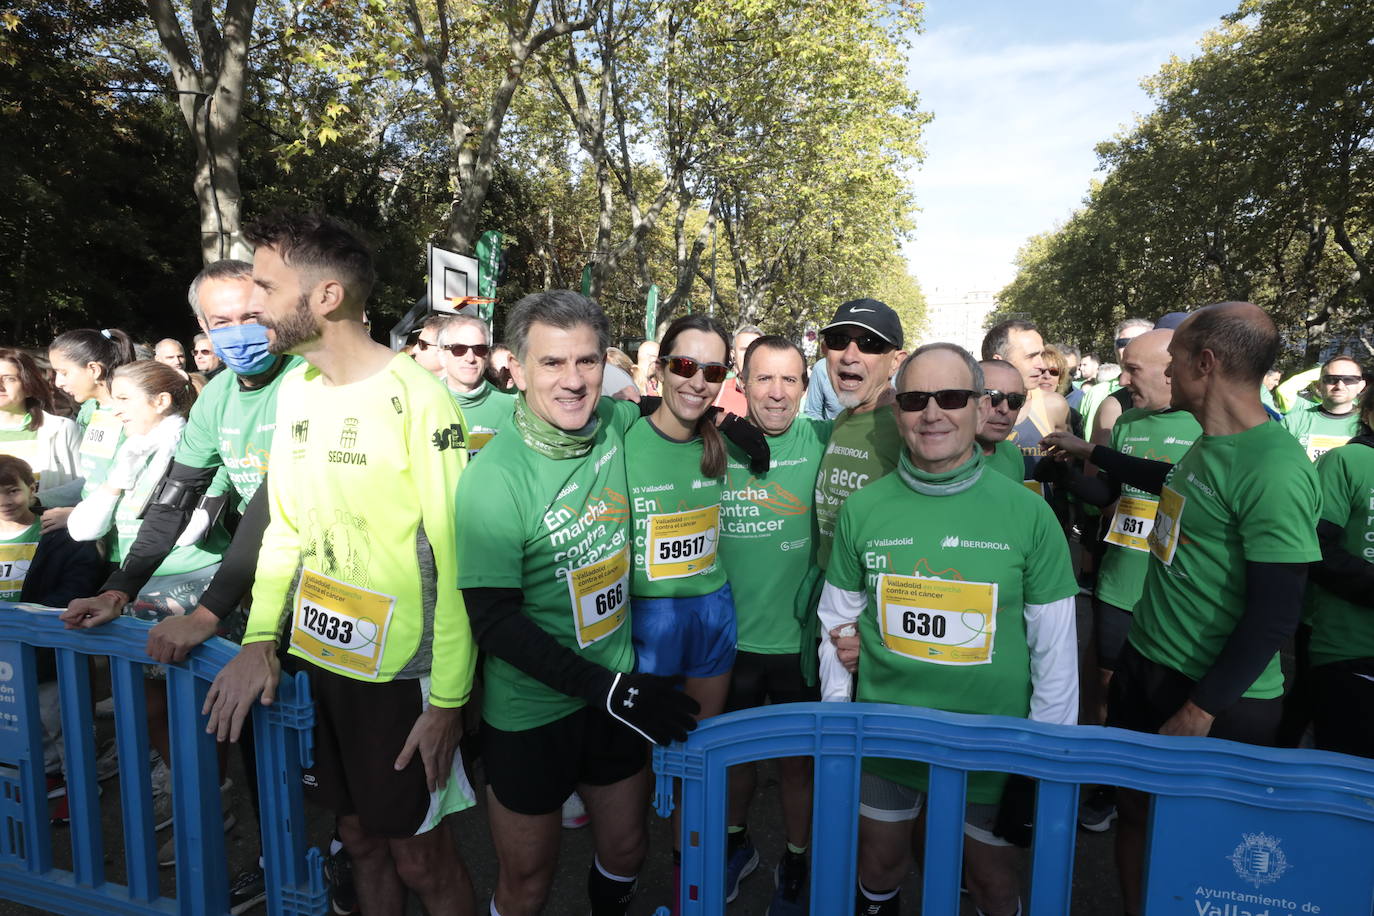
[920, 764, 966, 915]
[56, 646, 104, 888]
[109, 655, 158, 902]
[0, 604, 324, 916]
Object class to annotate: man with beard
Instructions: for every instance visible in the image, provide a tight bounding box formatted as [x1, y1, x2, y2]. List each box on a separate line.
[202, 211, 479, 916]
[812, 299, 907, 572]
[977, 360, 1027, 481]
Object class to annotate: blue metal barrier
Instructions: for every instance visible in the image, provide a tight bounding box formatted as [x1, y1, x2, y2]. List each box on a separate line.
[0, 602, 326, 916]
[654, 702, 1374, 915]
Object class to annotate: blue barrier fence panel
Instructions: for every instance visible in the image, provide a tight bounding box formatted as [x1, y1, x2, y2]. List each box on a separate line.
[654, 702, 1374, 916]
[0, 603, 327, 916]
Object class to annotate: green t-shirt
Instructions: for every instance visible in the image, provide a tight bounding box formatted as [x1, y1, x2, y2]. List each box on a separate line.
[0, 520, 41, 601]
[814, 405, 902, 570]
[455, 397, 639, 730]
[626, 420, 728, 599]
[721, 416, 832, 654]
[1095, 408, 1201, 612]
[76, 403, 125, 498]
[1306, 442, 1374, 666]
[1131, 421, 1322, 698]
[826, 466, 1077, 802]
[244, 355, 474, 708]
[111, 446, 228, 572]
[1281, 403, 1360, 463]
[176, 355, 303, 505]
[984, 439, 1024, 482]
[450, 380, 515, 458]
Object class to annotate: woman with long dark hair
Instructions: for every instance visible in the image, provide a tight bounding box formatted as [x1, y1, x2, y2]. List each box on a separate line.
[0, 348, 81, 496]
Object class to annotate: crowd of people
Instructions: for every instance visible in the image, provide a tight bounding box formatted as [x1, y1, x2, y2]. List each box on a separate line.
[2, 208, 1369, 916]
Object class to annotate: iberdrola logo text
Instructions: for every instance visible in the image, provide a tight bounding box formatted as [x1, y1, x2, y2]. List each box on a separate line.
[940, 534, 1010, 551]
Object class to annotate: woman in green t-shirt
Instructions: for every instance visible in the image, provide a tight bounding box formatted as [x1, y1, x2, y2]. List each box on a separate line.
[627, 315, 738, 721]
[43, 328, 137, 514]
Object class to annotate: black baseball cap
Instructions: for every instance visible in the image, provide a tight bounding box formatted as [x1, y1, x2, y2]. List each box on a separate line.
[820, 298, 903, 349]
[1155, 311, 1189, 330]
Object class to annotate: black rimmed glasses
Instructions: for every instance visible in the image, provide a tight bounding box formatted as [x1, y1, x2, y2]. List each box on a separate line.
[894, 389, 981, 412]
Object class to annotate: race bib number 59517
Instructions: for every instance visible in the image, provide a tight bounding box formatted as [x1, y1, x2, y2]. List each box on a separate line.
[646, 506, 719, 581]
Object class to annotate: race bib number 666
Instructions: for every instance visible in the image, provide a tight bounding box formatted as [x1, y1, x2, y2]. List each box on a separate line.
[568, 546, 630, 648]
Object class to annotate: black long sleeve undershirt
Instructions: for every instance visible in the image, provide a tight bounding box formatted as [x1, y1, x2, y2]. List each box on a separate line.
[1192, 561, 1309, 715]
[195, 483, 269, 618]
[463, 587, 609, 701]
[1309, 519, 1374, 608]
[1088, 445, 1172, 495]
[102, 462, 217, 599]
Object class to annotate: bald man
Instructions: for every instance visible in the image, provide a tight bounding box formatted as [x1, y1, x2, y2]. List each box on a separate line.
[976, 360, 1027, 482]
[154, 338, 187, 370]
[1046, 303, 1320, 916]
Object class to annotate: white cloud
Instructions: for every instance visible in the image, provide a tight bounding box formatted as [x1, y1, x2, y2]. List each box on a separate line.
[903, 21, 1217, 296]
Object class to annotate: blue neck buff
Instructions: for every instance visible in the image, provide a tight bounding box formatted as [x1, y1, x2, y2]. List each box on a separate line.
[209, 324, 277, 376]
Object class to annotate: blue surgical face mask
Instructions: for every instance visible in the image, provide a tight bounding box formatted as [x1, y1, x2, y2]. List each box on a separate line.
[208, 324, 277, 376]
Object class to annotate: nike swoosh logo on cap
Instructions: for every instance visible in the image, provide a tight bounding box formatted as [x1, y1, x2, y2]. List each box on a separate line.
[848, 307, 875, 313]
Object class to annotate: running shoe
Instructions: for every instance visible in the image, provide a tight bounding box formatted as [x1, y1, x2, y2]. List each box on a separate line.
[325, 845, 359, 915]
[767, 851, 808, 915]
[562, 791, 590, 829]
[1078, 784, 1118, 832]
[724, 841, 759, 904]
[228, 866, 266, 914]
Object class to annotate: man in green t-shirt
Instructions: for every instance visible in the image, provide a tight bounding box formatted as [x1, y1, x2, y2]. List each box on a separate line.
[453, 290, 697, 916]
[1281, 354, 1365, 461]
[1304, 409, 1374, 757]
[200, 212, 479, 915]
[813, 298, 907, 571]
[719, 335, 832, 911]
[975, 360, 1027, 482]
[437, 313, 515, 457]
[821, 343, 1078, 916]
[1047, 302, 1320, 916]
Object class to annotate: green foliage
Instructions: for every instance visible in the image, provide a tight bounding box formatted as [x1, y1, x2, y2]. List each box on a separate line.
[999, 0, 1374, 362]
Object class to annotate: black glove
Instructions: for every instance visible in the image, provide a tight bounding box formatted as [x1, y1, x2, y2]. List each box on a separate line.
[717, 412, 770, 473]
[1032, 454, 1070, 486]
[588, 671, 700, 746]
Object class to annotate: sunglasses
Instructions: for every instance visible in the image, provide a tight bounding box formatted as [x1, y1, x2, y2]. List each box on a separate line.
[984, 389, 1027, 410]
[894, 389, 981, 412]
[440, 343, 490, 358]
[821, 330, 893, 355]
[192, 349, 214, 356]
[1322, 374, 1363, 386]
[1043, 367, 1061, 377]
[661, 355, 730, 383]
[1114, 337, 1132, 349]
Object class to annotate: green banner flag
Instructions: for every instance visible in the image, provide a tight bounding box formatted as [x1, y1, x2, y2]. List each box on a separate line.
[579, 264, 592, 297]
[644, 285, 659, 342]
[476, 231, 501, 324]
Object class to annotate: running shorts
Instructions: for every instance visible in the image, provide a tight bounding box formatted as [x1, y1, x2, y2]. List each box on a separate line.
[858, 771, 1010, 847]
[631, 582, 737, 678]
[724, 650, 818, 712]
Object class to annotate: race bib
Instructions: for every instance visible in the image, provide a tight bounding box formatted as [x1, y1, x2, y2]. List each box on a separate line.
[877, 573, 997, 666]
[1306, 434, 1349, 463]
[81, 411, 122, 461]
[1148, 485, 1185, 566]
[568, 546, 629, 648]
[0, 541, 37, 595]
[290, 568, 395, 678]
[467, 432, 496, 457]
[1104, 494, 1159, 552]
[646, 506, 719, 581]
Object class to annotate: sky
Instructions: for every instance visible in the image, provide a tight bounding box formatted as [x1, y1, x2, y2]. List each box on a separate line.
[902, 0, 1240, 300]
